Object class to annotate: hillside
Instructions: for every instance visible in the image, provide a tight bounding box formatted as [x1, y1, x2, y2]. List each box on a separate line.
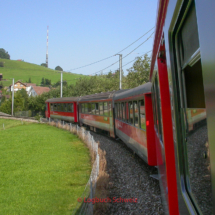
[0, 59, 85, 87]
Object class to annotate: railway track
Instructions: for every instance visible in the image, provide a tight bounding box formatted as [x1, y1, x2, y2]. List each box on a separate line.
[90, 131, 164, 215]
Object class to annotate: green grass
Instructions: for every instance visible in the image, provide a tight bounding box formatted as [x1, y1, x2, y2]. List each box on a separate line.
[0, 118, 32, 130]
[0, 120, 91, 215]
[0, 59, 85, 86]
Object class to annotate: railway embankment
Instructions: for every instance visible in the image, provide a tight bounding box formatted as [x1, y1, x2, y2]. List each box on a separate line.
[90, 132, 164, 215]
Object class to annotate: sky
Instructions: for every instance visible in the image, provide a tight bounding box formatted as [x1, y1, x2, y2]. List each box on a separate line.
[1, 0, 158, 77]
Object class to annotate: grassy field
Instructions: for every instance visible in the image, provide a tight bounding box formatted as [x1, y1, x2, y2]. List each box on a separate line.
[0, 59, 85, 86]
[0, 119, 91, 215]
[0, 118, 32, 130]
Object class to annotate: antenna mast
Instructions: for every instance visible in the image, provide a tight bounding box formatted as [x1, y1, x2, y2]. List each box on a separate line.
[46, 26, 49, 68]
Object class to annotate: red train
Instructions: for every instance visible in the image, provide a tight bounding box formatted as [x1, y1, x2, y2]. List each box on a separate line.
[46, 84, 156, 167]
[46, 0, 215, 214]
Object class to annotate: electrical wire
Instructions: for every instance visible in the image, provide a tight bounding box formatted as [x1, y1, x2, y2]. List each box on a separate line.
[90, 32, 154, 75]
[67, 27, 154, 72]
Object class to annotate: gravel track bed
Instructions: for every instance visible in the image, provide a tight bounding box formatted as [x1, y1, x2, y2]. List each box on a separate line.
[91, 132, 164, 215]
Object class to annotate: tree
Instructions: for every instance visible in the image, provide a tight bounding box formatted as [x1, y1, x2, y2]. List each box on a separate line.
[45, 79, 51, 85]
[41, 63, 47, 67]
[124, 54, 150, 89]
[28, 77, 31, 83]
[55, 66, 63, 71]
[41, 77, 45, 85]
[0, 48, 10, 59]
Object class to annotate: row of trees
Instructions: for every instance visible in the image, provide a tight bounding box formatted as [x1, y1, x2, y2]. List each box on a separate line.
[40, 63, 63, 72]
[0, 54, 150, 116]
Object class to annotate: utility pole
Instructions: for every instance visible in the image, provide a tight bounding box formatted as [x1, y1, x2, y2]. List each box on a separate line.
[115, 54, 122, 89]
[60, 72, 63, 98]
[12, 78, 14, 116]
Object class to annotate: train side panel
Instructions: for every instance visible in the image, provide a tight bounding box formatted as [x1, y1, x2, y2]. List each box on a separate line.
[50, 102, 78, 123]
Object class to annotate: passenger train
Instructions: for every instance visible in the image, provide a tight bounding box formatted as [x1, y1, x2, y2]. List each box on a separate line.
[46, 0, 215, 214]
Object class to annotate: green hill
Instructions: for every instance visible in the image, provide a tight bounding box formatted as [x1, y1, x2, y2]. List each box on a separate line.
[0, 59, 85, 87]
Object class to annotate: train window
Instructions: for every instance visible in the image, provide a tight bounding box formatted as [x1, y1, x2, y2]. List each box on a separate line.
[88, 103, 92, 114]
[62, 103, 65, 112]
[54, 103, 57, 111]
[81, 103, 84, 113]
[121, 103, 125, 121]
[95, 103, 99, 115]
[177, 5, 205, 109]
[116, 103, 119, 119]
[139, 99, 146, 130]
[128, 101, 133, 125]
[84, 103, 88, 113]
[99, 103, 103, 115]
[125, 102, 128, 123]
[173, 2, 212, 214]
[57, 103, 61, 111]
[68, 103, 72, 112]
[64, 104, 68, 112]
[108, 102, 112, 117]
[152, 85, 158, 131]
[91, 103, 95, 114]
[119, 103, 123, 120]
[71, 103, 74, 112]
[133, 101, 139, 127]
[114, 103, 118, 119]
[50, 103, 53, 111]
[104, 102, 108, 116]
[155, 76, 163, 141]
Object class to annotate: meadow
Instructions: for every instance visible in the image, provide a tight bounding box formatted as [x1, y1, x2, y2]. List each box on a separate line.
[0, 119, 91, 215]
[0, 59, 85, 87]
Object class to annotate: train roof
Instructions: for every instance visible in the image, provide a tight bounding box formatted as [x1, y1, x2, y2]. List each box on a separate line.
[114, 82, 152, 101]
[150, 0, 168, 80]
[79, 89, 128, 102]
[46, 97, 80, 103]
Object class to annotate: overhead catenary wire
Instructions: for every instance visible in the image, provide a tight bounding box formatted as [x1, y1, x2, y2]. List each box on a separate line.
[67, 27, 155, 72]
[90, 32, 154, 76]
[84, 49, 152, 77]
[58, 48, 153, 84]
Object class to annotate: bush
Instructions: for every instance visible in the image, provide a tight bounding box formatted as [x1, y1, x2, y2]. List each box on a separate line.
[0, 62, 4, 67]
[34, 113, 42, 121]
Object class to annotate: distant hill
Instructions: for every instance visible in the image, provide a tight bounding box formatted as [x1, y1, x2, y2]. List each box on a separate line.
[0, 59, 85, 87]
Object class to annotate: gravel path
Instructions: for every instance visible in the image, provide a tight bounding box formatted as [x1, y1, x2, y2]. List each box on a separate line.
[91, 132, 164, 215]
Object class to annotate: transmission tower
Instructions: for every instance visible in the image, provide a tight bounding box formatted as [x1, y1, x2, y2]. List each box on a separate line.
[46, 26, 49, 68]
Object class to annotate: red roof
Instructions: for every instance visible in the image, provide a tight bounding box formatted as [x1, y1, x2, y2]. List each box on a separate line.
[33, 86, 50, 95]
[24, 83, 37, 87]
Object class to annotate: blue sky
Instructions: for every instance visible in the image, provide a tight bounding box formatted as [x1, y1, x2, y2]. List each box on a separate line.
[1, 0, 158, 76]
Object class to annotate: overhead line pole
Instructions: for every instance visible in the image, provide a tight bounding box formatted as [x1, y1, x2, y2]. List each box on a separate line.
[61, 72, 63, 98]
[115, 54, 122, 90]
[12, 78, 14, 116]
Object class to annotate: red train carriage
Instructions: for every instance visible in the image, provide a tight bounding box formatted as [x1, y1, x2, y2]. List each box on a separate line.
[45, 97, 79, 123]
[113, 83, 156, 166]
[151, 0, 215, 214]
[78, 92, 119, 138]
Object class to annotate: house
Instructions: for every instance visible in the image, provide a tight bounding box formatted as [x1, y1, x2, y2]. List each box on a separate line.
[28, 86, 50, 97]
[9, 81, 50, 97]
[24, 83, 37, 96]
[9, 81, 27, 92]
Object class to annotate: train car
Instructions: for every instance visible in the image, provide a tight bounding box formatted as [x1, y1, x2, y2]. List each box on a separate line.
[78, 91, 120, 138]
[45, 97, 79, 123]
[150, 0, 215, 214]
[113, 83, 156, 166]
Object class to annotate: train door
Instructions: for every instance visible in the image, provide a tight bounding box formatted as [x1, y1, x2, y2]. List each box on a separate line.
[108, 102, 115, 137]
[171, 1, 213, 214]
